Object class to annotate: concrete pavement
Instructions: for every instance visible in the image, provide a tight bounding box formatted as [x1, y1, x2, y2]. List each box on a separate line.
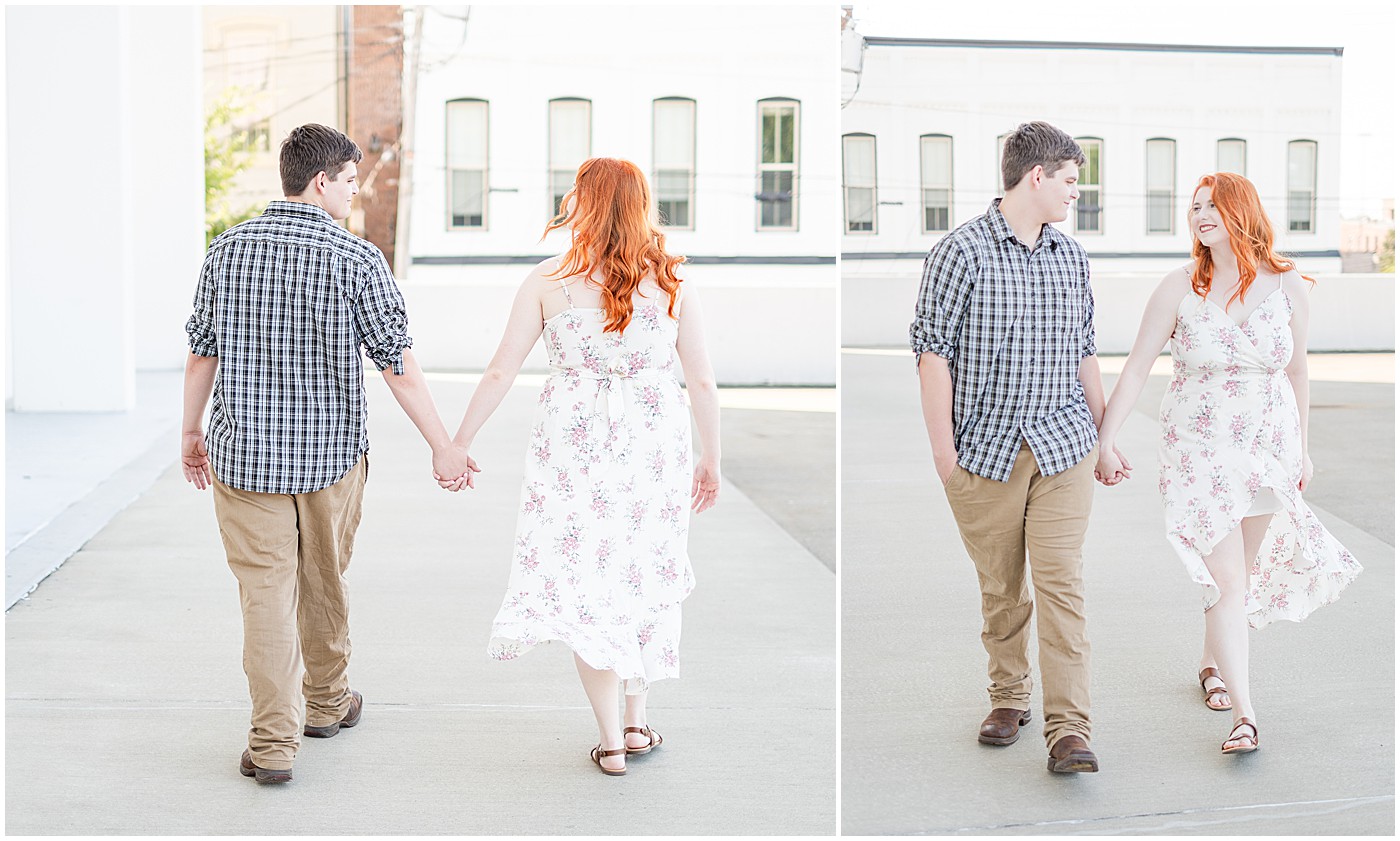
[5, 374, 836, 835]
[841, 349, 1394, 835]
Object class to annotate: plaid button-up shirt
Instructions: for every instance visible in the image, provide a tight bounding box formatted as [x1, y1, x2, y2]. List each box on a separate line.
[186, 201, 412, 494]
[910, 199, 1098, 482]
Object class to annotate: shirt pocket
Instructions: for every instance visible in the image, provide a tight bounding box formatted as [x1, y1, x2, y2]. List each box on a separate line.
[1044, 274, 1087, 337]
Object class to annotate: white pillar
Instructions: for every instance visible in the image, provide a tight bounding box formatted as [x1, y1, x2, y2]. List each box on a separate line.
[2, 6, 11, 406]
[7, 6, 135, 411]
[128, 6, 205, 371]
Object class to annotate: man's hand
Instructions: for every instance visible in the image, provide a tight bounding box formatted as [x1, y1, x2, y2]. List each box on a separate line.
[934, 449, 959, 486]
[182, 431, 212, 490]
[433, 443, 480, 492]
[1095, 444, 1134, 486]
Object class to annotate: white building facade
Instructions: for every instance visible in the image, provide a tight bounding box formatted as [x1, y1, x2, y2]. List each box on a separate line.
[403, 5, 838, 384]
[839, 35, 1388, 351]
[5, 6, 205, 409]
[202, 6, 347, 216]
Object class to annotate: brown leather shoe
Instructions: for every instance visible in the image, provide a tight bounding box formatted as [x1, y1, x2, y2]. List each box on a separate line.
[1047, 734, 1099, 773]
[978, 707, 1033, 745]
[239, 750, 292, 783]
[304, 689, 363, 738]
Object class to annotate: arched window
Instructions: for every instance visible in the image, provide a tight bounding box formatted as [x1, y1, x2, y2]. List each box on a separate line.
[446, 98, 488, 229]
[920, 134, 953, 233]
[994, 132, 1010, 195]
[653, 98, 696, 229]
[1217, 138, 1246, 176]
[1145, 138, 1176, 234]
[548, 98, 591, 219]
[1287, 140, 1318, 233]
[1074, 137, 1103, 234]
[757, 98, 799, 230]
[842, 133, 877, 233]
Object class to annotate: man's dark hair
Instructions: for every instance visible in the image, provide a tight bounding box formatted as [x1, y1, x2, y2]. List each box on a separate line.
[279, 124, 362, 196]
[1001, 121, 1085, 192]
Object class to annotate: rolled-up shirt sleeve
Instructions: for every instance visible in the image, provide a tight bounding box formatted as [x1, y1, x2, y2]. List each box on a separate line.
[1080, 254, 1097, 358]
[185, 255, 219, 357]
[909, 238, 973, 364]
[353, 252, 413, 375]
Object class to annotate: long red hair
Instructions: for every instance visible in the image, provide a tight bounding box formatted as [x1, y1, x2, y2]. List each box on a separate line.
[542, 157, 684, 333]
[1189, 172, 1311, 308]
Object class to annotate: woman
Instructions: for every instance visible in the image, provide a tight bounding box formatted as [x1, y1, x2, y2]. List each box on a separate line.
[443, 157, 721, 776]
[1095, 172, 1360, 755]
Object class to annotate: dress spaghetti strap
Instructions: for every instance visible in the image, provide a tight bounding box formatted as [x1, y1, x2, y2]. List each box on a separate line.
[559, 278, 575, 309]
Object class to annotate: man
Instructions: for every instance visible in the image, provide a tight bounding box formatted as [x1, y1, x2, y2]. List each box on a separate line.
[182, 124, 475, 783]
[910, 121, 1123, 773]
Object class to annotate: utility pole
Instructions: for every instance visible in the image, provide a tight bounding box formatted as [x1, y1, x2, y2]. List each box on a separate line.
[392, 5, 425, 279]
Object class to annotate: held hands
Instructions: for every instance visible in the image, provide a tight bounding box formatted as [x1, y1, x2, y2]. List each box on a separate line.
[1094, 444, 1134, 486]
[182, 431, 212, 490]
[433, 442, 481, 492]
[691, 457, 720, 514]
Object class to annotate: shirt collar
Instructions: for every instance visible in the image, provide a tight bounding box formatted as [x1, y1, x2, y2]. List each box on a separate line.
[986, 198, 1060, 251]
[264, 200, 335, 223]
[986, 198, 1017, 243]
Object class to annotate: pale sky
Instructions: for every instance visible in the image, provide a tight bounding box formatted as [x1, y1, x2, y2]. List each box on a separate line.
[849, 0, 1398, 218]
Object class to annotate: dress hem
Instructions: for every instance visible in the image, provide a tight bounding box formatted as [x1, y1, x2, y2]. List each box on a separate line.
[1167, 482, 1361, 630]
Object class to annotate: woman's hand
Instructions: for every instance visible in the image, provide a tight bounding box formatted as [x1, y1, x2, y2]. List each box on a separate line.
[1095, 446, 1127, 486]
[1299, 452, 1314, 493]
[434, 442, 481, 492]
[691, 457, 720, 513]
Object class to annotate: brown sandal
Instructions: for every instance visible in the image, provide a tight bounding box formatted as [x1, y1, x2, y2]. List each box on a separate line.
[590, 745, 627, 776]
[1221, 717, 1259, 754]
[623, 725, 663, 755]
[1199, 667, 1232, 711]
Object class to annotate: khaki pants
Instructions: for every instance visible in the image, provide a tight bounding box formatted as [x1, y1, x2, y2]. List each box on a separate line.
[944, 442, 1096, 749]
[212, 457, 367, 769]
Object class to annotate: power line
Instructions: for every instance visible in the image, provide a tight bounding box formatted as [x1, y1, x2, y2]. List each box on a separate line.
[220, 42, 402, 125]
[202, 23, 403, 54]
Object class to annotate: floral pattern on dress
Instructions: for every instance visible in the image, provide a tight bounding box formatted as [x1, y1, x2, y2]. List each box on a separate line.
[488, 292, 695, 693]
[1159, 287, 1361, 628]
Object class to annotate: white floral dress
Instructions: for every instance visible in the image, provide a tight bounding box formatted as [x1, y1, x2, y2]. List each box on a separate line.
[487, 280, 695, 692]
[1159, 277, 1361, 628]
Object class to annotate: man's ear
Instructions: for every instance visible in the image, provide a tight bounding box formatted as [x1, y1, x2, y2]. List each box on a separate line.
[1028, 164, 1044, 188]
[315, 171, 329, 193]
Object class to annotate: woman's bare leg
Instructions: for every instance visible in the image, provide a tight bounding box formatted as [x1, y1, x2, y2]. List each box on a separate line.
[623, 690, 652, 749]
[1199, 513, 1271, 712]
[1201, 516, 1270, 750]
[574, 653, 624, 772]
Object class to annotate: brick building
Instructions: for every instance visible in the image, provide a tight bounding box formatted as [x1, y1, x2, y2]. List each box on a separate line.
[202, 6, 404, 262]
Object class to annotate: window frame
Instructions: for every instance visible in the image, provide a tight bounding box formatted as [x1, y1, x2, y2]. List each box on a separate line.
[1287, 139, 1318, 234]
[756, 97, 800, 232]
[547, 97, 592, 221]
[919, 133, 954, 234]
[445, 98, 490, 231]
[994, 132, 1010, 195]
[652, 96, 697, 231]
[1074, 137, 1104, 235]
[1217, 137, 1247, 176]
[842, 132, 877, 235]
[1145, 137, 1176, 235]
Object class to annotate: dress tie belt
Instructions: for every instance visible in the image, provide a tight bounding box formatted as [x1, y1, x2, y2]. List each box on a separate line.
[554, 366, 668, 421]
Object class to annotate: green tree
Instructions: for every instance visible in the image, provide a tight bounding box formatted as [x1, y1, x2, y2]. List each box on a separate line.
[205, 89, 261, 247]
[1379, 229, 1394, 273]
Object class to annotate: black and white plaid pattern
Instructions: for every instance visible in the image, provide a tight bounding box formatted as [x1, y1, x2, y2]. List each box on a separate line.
[910, 199, 1097, 482]
[186, 201, 412, 494]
